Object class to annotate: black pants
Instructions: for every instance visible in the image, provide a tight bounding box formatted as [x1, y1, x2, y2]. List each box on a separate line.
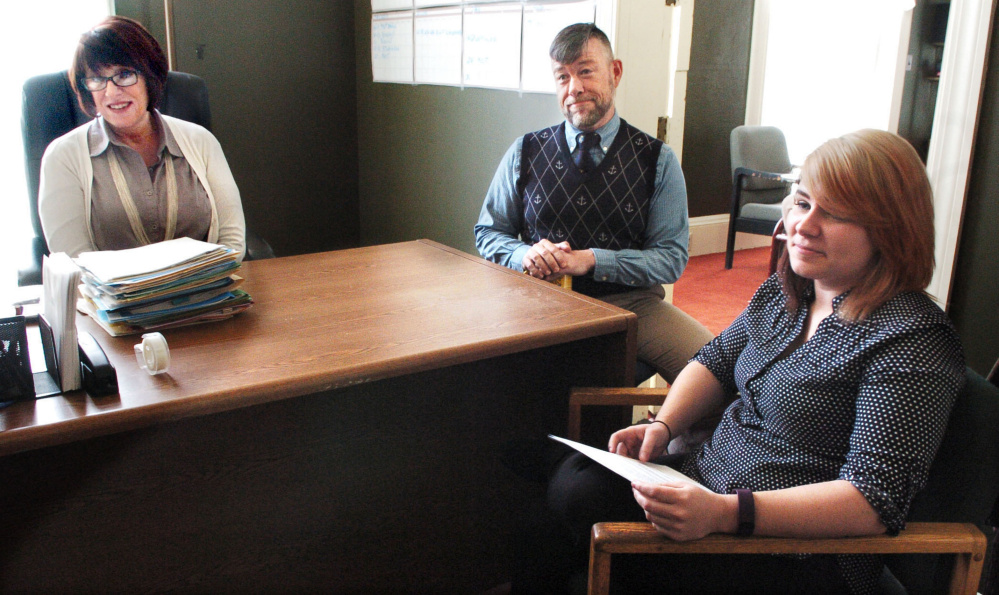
[512, 451, 852, 595]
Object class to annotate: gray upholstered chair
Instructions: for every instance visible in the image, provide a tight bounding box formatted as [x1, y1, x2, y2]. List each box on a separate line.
[19, 70, 273, 286]
[725, 125, 796, 269]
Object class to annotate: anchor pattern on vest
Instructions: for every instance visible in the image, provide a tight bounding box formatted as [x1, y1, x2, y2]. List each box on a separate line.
[519, 120, 660, 254]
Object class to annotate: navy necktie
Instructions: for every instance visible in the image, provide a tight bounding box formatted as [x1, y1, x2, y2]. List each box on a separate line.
[572, 132, 601, 174]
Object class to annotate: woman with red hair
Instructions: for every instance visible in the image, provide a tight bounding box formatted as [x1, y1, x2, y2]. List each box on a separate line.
[537, 130, 964, 595]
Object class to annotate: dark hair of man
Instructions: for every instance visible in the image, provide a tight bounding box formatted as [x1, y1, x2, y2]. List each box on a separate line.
[549, 23, 613, 65]
[69, 16, 169, 118]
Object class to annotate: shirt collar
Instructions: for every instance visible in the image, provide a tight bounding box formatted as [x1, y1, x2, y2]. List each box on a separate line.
[565, 111, 620, 154]
[88, 109, 180, 159]
[832, 290, 852, 309]
[800, 285, 853, 320]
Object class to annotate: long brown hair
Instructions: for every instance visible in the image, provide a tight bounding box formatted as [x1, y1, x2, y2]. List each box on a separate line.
[69, 16, 168, 118]
[779, 129, 935, 321]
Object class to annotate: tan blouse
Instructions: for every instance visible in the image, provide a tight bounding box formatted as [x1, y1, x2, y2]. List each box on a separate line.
[87, 112, 212, 251]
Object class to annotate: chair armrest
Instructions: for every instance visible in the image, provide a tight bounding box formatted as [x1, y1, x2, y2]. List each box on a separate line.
[568, 387, 670, 442]
[245, 230, 276, 261]
[17, 236, 48, 287]
[591, 521, 985, 556]
[733, 167, 798, 193]
[733, 166, 786, 182]
[588, 522, 987, 595]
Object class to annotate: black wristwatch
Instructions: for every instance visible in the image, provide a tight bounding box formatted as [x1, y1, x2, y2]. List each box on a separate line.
[734, 488, 755, 536]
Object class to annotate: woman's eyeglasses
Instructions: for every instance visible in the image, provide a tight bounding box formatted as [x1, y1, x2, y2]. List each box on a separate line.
[83, 70, 139, 92]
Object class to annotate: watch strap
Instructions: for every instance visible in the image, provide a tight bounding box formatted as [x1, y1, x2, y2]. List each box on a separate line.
[734, 488, 755, 536]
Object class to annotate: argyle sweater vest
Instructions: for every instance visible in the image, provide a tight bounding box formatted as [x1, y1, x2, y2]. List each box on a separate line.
[518, 119, 662, 297]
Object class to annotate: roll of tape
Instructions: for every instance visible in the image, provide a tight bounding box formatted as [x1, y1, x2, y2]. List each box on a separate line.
[134, 332, 170, 375]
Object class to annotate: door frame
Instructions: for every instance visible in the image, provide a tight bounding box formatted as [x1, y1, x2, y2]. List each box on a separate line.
[744, 0, 998, 309]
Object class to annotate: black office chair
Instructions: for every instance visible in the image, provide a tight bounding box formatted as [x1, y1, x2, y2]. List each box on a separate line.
[979, 358, 999, 595]
[19, 70, 274, 286]
[725, 125, 796, 270]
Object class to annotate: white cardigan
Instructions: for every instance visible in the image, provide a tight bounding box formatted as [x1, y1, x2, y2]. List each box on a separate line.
[38, 113, 246, 260]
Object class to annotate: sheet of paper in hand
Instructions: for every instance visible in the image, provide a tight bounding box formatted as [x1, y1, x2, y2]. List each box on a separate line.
[549, 435, 711, 492]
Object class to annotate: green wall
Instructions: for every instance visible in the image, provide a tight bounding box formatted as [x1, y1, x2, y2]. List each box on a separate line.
[353, 1, 754, 252]
[119, 0, 360, 257]
[353, 3, 560, 254]
[682, 1, 754, 218]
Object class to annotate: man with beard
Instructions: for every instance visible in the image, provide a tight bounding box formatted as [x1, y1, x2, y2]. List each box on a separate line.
[475, 23, 712, 385]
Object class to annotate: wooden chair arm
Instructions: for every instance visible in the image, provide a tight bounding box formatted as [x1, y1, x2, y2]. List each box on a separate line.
[588, 522, 987, 595]
[568, 387, 670, 442]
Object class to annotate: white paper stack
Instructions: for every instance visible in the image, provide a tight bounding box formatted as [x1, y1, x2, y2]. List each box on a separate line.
[42, 252, 82, 391]
[75, 238, 253, 337]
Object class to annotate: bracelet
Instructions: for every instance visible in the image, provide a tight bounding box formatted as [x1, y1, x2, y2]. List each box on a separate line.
[734, 488, 755, 536]
[649, 419, 673, 444]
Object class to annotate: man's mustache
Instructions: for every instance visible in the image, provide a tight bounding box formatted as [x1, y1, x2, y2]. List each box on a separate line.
[566, 95, 595, 106]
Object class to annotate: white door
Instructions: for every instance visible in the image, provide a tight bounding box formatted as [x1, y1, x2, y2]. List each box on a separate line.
[611, 0, 693, 161]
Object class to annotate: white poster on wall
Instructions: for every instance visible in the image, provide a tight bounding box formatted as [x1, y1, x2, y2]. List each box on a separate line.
[372, 0, 413, 12]
[463, 3, 523, 90]
[521, 1, 597, 93]
[415, 7, 463, 85]
[372, 11, 414, 83]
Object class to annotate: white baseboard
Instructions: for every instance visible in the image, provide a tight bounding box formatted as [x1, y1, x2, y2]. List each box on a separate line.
[688, 214, 772, 257]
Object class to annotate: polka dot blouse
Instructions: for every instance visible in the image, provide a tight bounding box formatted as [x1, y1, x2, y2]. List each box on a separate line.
[684, 274, 965, 594]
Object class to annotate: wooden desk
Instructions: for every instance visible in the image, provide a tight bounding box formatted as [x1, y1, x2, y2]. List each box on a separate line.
[0, 240, 636, 593]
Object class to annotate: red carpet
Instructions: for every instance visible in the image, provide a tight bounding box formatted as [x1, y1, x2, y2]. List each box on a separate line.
[674, 247, 771, 335]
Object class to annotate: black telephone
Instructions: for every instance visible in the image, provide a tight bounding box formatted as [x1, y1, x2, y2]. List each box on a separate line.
[78, 331, 118, 397]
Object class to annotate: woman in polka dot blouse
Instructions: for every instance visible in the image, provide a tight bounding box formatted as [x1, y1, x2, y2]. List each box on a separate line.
[542, 130, 966, 595]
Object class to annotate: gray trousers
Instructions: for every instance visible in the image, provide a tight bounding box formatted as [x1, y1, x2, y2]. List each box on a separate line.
[601, 285, 715, 385]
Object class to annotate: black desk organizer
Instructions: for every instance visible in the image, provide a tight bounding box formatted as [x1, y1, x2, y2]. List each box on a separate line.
[0, 315, 115, 406]
[1, 316, 39, 402]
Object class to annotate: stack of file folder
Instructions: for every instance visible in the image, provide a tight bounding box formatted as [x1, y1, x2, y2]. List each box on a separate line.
[76, 238, 253, 337]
